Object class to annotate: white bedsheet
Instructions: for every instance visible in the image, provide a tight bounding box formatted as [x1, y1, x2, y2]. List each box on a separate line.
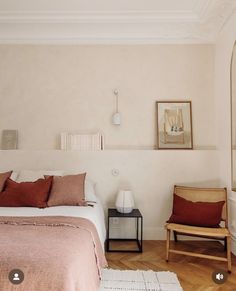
[0, 200, 106, 248]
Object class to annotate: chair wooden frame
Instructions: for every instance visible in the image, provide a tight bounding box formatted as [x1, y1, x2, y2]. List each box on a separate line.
[166, 185, 232, 273]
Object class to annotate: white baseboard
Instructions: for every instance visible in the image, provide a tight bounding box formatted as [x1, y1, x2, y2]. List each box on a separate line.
[144, 227, 166, 240]
[144, 227, 217, 241]
[110, 225, 234, 242]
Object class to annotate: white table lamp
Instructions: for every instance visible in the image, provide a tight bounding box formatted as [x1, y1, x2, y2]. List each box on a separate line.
[115, 190, 134, 214]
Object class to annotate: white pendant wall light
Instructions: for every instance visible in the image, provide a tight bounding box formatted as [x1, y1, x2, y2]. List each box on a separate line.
[112, 89, 121, 125]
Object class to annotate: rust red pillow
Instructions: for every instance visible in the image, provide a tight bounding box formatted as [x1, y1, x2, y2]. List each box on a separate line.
[167, 194, 225, 227]
[0, 176, 53, 208]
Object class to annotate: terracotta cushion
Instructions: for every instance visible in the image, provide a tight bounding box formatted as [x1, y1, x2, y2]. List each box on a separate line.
[0, 176, 53, 208]
[0, 171, 12, 192]
[167, 194, 225, 227]
[47, 173, 86, 206]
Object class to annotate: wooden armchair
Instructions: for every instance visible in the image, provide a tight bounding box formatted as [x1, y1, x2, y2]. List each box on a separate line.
[166, 185, 231, 273]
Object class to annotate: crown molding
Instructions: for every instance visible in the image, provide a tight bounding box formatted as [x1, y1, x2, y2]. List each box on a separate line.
[0, 37, 213, 45]
[0, 0, 235, 44]
[0, 10, 199, 23]
[196, 0, 236, 40]
[0, 22, 214, 44]
[193, 0, 212, 20]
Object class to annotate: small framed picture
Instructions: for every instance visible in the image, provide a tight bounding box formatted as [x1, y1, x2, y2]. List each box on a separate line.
[1, 130, 18, 150]
[156, 101, 193, 149]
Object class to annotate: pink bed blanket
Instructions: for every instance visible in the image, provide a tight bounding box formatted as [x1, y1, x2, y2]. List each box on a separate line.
[0, 216, 107, 291]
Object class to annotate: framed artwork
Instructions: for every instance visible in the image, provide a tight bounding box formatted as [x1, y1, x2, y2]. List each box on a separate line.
[1, 130, 18, 150]
[156, 101, 193, 149]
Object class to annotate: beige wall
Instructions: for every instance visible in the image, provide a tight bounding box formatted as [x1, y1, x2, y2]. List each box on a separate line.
[0, 149, 220, 239]
[0, 44, 214, 150]
[0, 44, 219, 240]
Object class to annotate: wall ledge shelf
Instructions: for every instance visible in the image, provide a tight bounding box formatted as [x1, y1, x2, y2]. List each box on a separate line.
[0, 147, 217, 153]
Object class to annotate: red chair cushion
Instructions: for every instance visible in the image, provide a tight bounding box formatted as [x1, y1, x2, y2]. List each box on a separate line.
[167, 194, 225, 227]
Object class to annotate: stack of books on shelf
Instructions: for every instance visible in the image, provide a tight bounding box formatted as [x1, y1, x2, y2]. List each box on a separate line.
[60, 132, 103, 151]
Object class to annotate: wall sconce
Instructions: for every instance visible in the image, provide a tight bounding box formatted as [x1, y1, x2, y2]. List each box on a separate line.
[112, 89, 121, 125]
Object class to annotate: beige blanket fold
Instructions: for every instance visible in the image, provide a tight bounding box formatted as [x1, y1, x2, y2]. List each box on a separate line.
[0, 216, 107, 291]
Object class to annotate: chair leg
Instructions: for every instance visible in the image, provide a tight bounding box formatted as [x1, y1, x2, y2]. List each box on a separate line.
[174, 231, 178, 242]
[226, 236, 232, 274]
[166, 229, 171, 262]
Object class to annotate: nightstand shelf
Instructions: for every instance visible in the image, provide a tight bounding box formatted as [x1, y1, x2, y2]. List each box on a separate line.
[106, 208, 143, 253]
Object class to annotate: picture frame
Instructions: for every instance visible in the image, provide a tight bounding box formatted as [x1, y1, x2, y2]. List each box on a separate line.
[1, 130, 18, 150]
[156, 101, 193, 149]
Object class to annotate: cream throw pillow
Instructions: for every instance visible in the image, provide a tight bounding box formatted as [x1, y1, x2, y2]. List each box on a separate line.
[17, 170, 64, 182]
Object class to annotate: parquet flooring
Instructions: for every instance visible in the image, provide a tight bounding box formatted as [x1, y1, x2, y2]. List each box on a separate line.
[106, 240, 236, 291]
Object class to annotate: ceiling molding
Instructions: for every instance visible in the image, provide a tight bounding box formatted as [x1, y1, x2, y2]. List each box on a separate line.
[193, 0, 212, 20]
[197, 0, 236, 40]
[0, 0, 235, 44]
[0, 10, 199, 23]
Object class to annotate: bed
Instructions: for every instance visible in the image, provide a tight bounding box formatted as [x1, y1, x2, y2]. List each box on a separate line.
[0, 197, 107, 290]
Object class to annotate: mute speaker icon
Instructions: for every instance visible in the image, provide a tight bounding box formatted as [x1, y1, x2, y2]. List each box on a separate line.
[212, 270, 227, 284]
[216, 273, 224, 280]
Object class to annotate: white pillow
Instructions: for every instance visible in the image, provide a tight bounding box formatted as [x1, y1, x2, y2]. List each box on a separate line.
[16, 170, 64, 182]
[10, 171, 18, 181]
[85, 179, 97, 202]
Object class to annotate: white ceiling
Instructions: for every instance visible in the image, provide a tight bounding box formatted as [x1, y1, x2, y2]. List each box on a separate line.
[0, 0, 235, 43]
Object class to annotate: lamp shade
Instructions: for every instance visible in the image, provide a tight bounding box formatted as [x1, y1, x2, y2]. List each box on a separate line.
[112, 112, 121, 125]
[115, 190, 134, 214]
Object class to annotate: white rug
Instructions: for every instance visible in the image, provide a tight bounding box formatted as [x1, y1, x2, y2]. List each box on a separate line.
[100, 269, 183, 291]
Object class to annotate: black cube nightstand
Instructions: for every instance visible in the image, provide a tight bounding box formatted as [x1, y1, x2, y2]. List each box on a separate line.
[106, 208, 143, 253]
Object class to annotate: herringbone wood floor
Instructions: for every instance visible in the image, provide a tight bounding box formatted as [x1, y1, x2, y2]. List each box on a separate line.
[106, 240, 236, 291]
